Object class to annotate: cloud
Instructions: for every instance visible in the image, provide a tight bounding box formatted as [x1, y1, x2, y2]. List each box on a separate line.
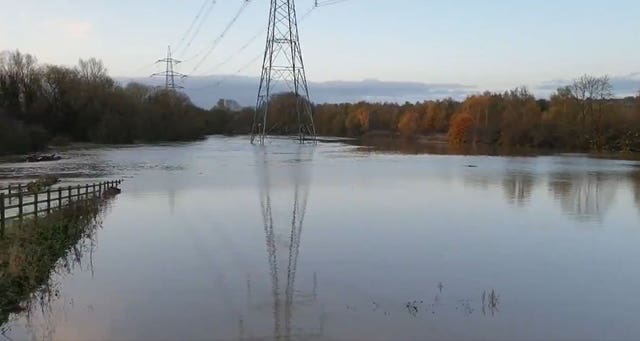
[119, 72, 639, 109]
[48, 20, 92, 39]
[535, 73, 640, 98]
[119, 75, 478, 109]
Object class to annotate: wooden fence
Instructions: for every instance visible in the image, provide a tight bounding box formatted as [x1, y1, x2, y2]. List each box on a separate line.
[0, 180, 122, 237]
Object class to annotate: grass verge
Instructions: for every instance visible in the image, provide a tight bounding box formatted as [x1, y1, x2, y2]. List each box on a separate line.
[0, 198, 106, 327]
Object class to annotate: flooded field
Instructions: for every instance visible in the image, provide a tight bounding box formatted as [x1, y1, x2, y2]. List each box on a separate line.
[1, 136, 640, 340]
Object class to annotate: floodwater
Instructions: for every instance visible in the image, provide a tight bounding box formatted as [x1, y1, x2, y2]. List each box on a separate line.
[1, 136, 640, 340]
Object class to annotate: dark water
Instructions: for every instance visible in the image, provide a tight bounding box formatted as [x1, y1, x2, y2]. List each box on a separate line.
[1, 136, 640, 340]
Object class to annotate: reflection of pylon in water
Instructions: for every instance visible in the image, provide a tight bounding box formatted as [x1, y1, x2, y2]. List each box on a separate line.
[255, 146, 319, 339]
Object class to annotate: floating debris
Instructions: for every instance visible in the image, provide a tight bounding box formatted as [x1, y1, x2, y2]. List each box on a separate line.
[26, 176, 60, 193]
[24, 154, 62, 163]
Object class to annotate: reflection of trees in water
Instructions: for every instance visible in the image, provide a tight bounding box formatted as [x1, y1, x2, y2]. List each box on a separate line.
[254, 145, 322, 340]
[549, 172, 617, 221]
[356, 137, 453, 155]
[462, 170, 536, 206]
[632, 171, 640, 209]
[466, 167, 631, 220]
[503, 172, 536, 206]
[355, 136, 543, 157]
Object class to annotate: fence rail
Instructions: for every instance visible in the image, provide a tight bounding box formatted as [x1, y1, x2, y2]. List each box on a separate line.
[0, 179, 122, 237]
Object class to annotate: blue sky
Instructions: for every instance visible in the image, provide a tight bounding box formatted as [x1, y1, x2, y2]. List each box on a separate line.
[1, 0, 639, 92]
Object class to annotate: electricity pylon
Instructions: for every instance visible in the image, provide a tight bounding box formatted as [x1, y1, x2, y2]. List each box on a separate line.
[152, 45, 185, 90]
[251, 0, 317, 145]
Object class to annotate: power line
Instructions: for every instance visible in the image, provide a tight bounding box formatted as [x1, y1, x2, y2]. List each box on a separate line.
[186, 0, 252, 75]
[201, 28, 264, 76]
[186, 0, 352, 90]
[176, 0, 218, 57]
[174, 0, 212, 52]
[189, 53, 263, 91]
[191, 2, 320, 84]
[314, 0, 351, 7]
[128, 61, 158, 75]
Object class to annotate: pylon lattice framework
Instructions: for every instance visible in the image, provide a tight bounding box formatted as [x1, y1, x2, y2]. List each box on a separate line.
[152, 45, 185, 90]
[251, 0, 317, 144]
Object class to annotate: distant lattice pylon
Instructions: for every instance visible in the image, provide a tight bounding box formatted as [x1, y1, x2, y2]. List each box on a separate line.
[251, 0, 317, 145]
[151, 45, 185, 90]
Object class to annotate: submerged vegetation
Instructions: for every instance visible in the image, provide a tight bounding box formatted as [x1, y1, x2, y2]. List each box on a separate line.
[0, 199, 106, 327]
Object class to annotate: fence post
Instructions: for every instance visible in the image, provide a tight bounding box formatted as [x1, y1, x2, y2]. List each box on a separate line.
[99, 182, 103, 196]
[1, 193, 5, 238]
[85, 184, 89, 199]
[34, 192, 38, 218]
[46, 189, 51, 213]
[18, 191, 23, 221]
[58, 187, 62, 209]
[77, 185, 81, 200]
[92, 183, 96, 198]
[7, 185, 11, 203]
[68, 186, 72, 205]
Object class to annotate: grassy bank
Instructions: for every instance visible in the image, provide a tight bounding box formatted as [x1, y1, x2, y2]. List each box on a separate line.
[0, 199, 105, 327]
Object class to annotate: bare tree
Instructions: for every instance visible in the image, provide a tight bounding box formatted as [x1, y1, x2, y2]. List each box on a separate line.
[0, 50, 40, 114]
[77, 58, 111, 86]
[567, 75, 613, 130]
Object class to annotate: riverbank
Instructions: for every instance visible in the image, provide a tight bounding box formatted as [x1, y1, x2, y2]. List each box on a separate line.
[354, 132, 640, 160]
[0, 199, 106, 327]
[3, 132, 640, 166]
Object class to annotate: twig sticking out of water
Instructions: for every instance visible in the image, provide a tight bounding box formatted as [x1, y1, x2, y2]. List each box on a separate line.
[405, 300, 423, 317]
[482, 289, 500, 316]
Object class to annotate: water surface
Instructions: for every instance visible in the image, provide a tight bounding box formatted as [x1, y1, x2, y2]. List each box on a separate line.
[2, 136, 640, 340]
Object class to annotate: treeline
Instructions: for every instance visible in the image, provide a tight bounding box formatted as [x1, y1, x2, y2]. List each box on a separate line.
[311, 77, 640, 151]
[2, 50, 639, 154]
[0, 50, 250, 155]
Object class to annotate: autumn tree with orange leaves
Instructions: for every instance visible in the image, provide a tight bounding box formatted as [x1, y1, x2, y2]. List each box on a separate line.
[462, 94, 490, 145]
[398, 111, 420, 139]
[449, 113, 475, 146]
[345, 107, 370, 136]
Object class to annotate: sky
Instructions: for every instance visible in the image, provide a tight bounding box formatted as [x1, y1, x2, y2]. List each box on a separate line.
[1, 0, 639, 96]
